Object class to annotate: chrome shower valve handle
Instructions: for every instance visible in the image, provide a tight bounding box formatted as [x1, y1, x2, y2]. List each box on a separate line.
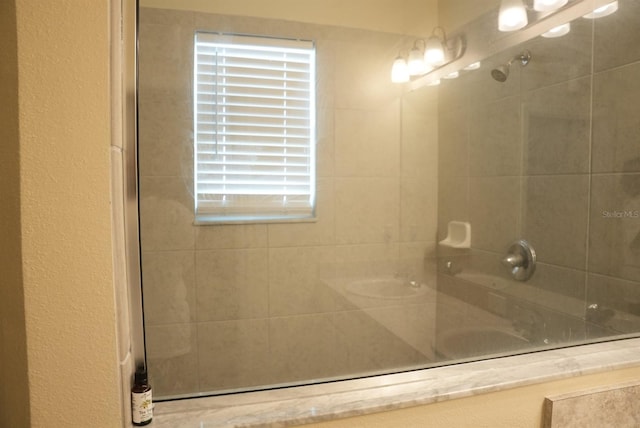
[501, 240, 536, 281]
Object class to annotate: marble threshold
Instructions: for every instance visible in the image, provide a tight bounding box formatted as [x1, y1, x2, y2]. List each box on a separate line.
[152, 337, 640, 428]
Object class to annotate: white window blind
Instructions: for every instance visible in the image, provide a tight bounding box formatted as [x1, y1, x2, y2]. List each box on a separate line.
[194, 32, 316, 223]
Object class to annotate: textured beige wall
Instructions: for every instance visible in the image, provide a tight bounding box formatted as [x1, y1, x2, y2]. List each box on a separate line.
[0, 0, 31, 427]
[304, 366, 640, 428]
[9, 0, 122, 426]
[140, 0, 438, 36]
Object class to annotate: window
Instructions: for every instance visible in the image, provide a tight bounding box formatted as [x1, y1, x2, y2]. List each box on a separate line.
[194, 32, 316, 223]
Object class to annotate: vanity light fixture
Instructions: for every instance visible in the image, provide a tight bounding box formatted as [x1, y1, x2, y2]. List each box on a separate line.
[541, 22, 571, 37]
[499, 0, 529, 32]
[533, 0, 568, 12]
[408, 40, 431, 76]
[390, 26, 464, 83]
[391, 56, 410, 83]
[583, 0, 618, 19]
[425, 27, 448, 67]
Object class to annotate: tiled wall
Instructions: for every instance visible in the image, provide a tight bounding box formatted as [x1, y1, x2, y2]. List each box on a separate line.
[437, 0, 640, 338]
[138, 8, 439, 397]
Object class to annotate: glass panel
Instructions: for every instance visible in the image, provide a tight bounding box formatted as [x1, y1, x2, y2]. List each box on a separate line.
[137, 0, 640, 401]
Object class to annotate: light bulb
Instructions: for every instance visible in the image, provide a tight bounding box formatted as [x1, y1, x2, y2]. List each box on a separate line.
[534, 0, 568, 12]
[583, 1, 618, 19]
[391, 56, 409, 83]
[408, 47, 428, 76]
[499, 0, 528, 32]
[425, 36, 446, 67]
[542, 22, 571, 38]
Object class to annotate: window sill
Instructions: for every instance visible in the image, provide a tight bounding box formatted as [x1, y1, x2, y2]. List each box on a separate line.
[151, 338, 640, 428]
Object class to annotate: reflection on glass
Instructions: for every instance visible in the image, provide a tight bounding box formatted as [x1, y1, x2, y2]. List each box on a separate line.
[137, 0, 640, 401]
[534, 0, 568, 12]
[499, 0, 529, 32]
[391, 56, 410, 83]
[463, 61, 482, 71]
[542, 22, 571, 38]
[583, 1, 619, 19]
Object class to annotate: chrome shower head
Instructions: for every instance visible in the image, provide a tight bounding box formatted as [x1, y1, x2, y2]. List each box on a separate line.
[491, 50, 532, 83]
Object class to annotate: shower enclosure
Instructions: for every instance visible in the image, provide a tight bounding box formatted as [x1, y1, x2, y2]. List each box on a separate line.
[136, 0, 640, 399]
